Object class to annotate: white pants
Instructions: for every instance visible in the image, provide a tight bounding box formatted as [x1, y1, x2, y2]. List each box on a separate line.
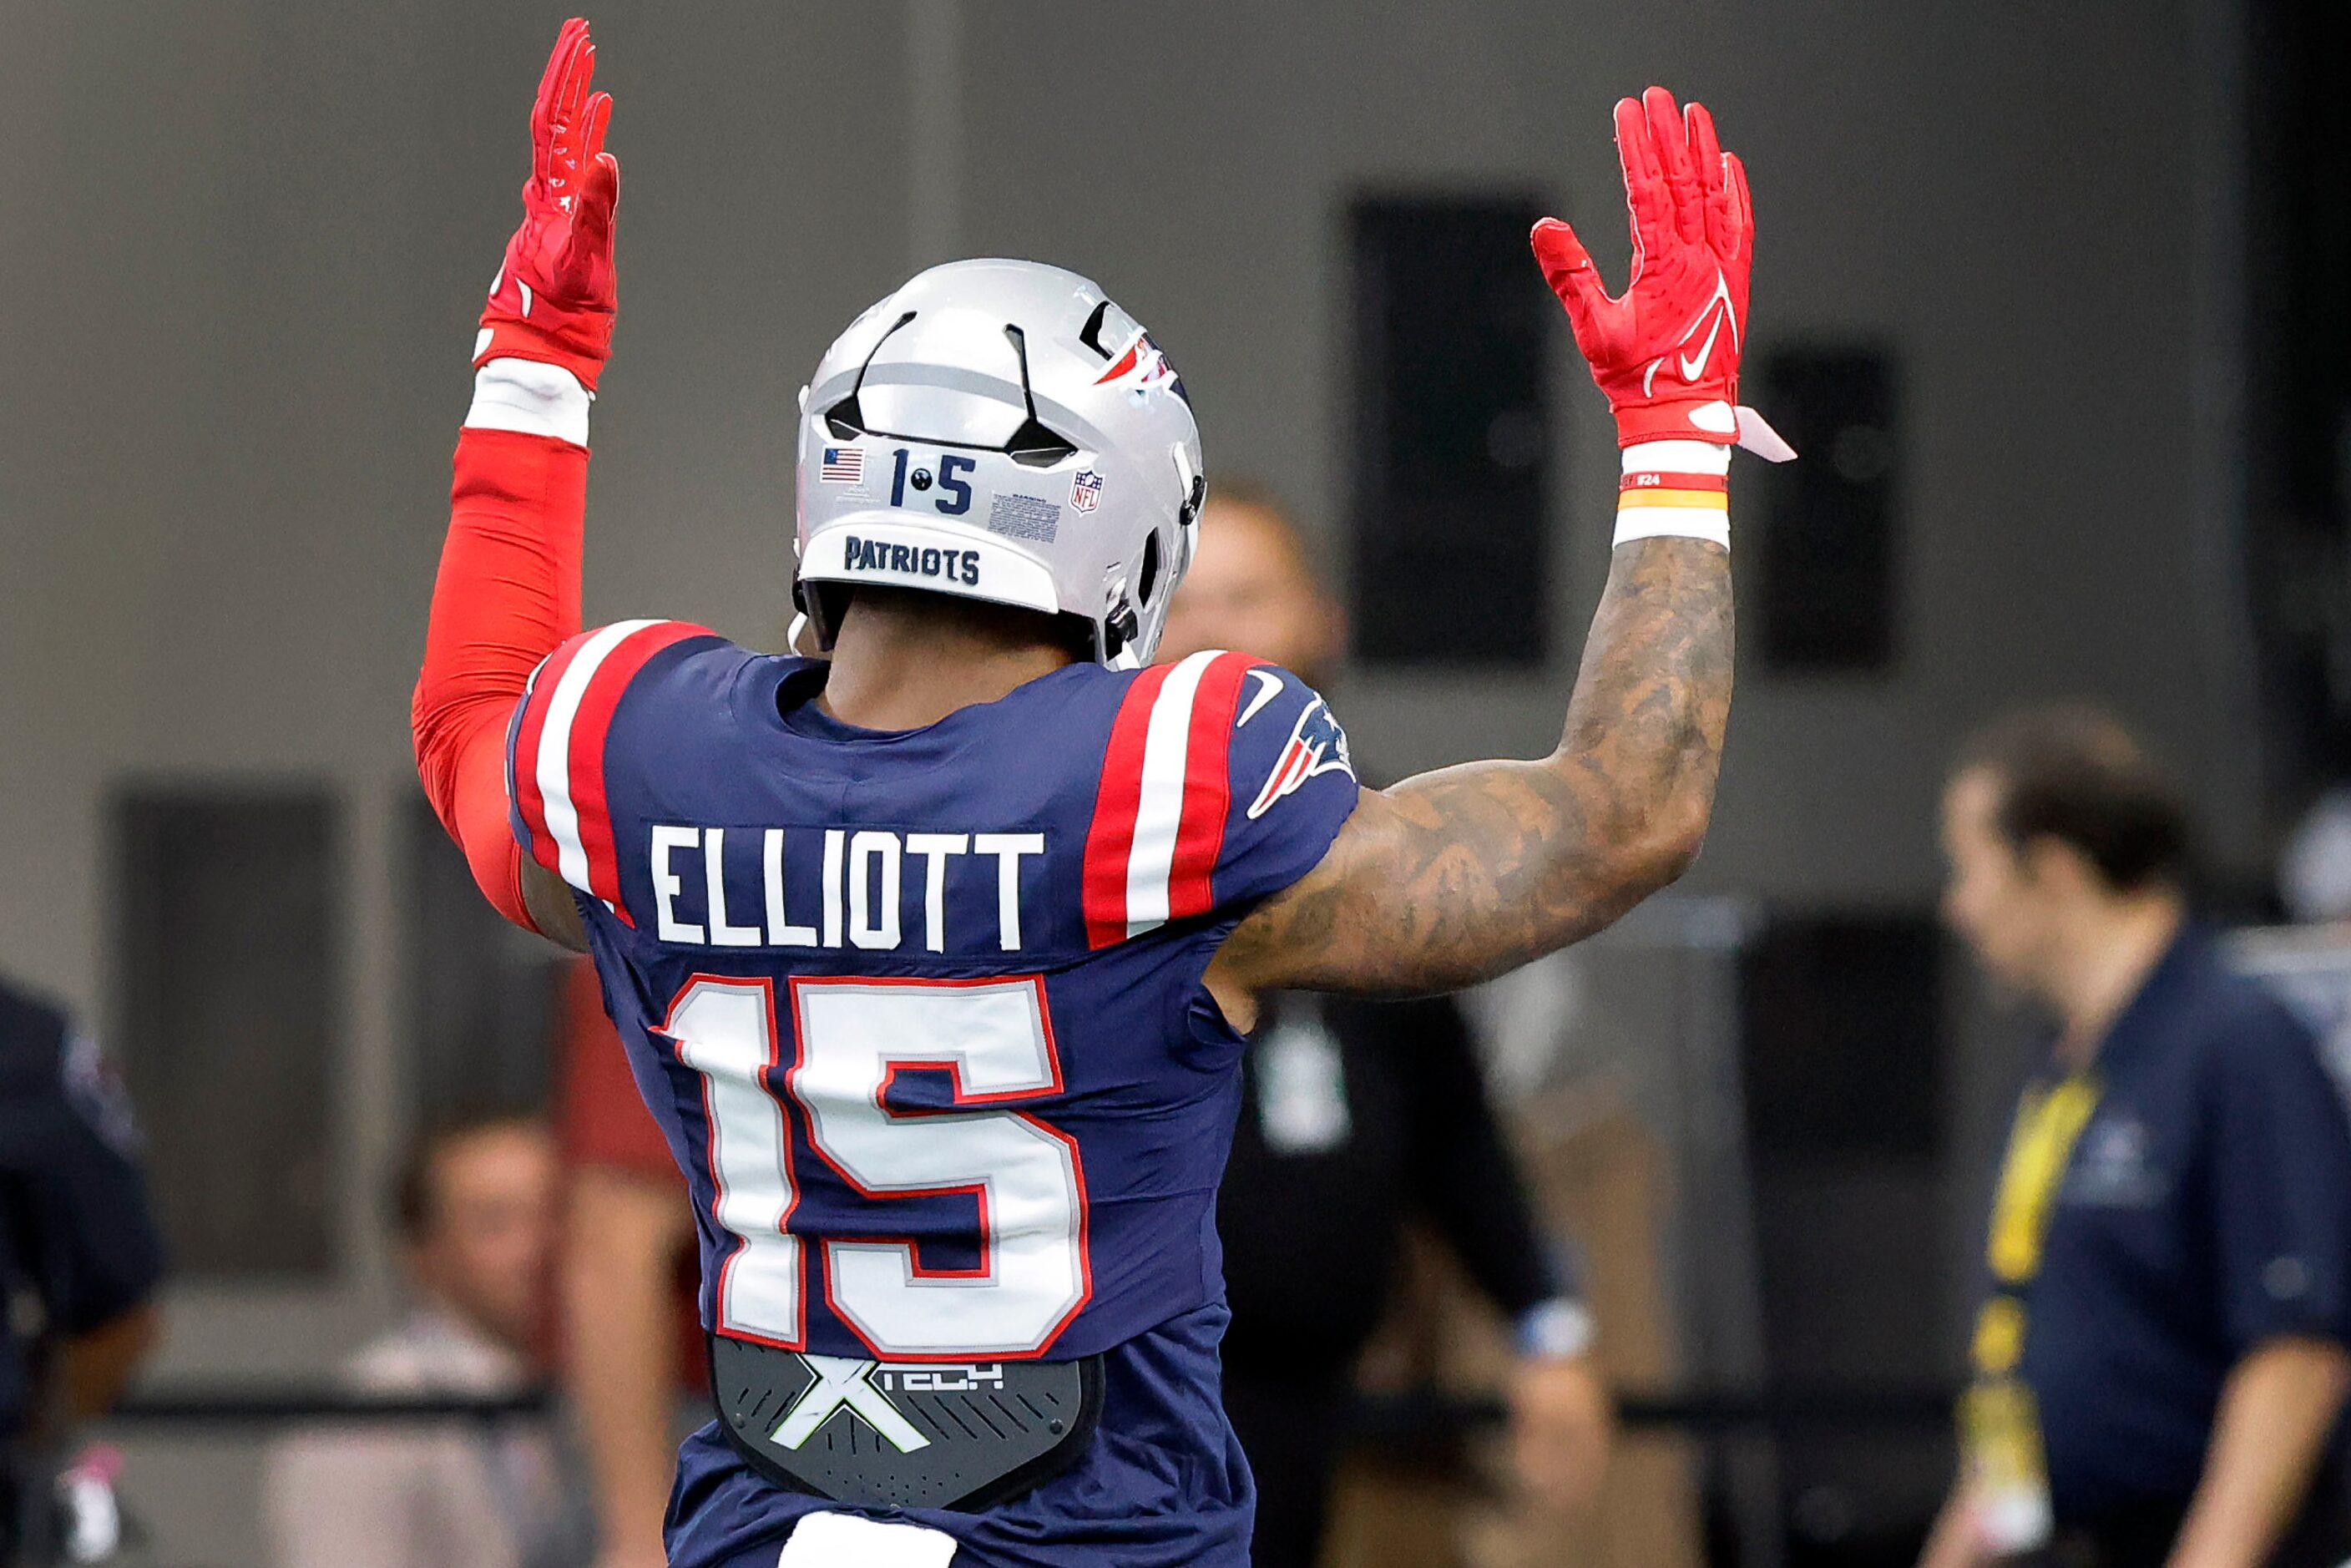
[776, 1511, 958, 1567]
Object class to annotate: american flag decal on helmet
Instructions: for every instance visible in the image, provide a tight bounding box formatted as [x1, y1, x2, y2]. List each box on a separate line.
[1246, 696, 1354, 821]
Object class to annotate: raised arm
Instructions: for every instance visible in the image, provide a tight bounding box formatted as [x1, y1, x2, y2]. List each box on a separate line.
[1215, 87, 1769, 998]
[412, 18, 618, 953]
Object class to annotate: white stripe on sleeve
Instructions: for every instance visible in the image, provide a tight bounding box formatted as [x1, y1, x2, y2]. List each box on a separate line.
[1123, 650, 1219, 937]
[535, 619, 662, 897]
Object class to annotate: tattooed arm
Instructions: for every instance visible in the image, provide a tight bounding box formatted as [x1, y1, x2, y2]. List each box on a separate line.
[1212, 535, 1730, 997]
[1212, 88, 1759, 1003]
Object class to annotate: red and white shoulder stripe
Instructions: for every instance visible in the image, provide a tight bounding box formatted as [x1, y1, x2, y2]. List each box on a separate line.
[509, 619, 712, 924]
[1081, 650, 1266, 948]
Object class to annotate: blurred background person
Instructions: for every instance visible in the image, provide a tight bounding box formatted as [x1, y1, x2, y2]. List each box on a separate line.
[0, 975, 164, 1564]
[1924, 711, 2351, 1568]
[1158, 483, 1612, 1568]
[263, 1113, 589, 1568]
[554, 965, 703, 1568]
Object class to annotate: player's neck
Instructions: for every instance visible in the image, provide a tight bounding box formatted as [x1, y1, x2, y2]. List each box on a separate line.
[820, 589, 1079, 731]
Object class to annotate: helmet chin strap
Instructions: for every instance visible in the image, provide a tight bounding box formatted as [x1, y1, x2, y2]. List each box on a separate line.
[1094, 566, 1143, 666]
[793, 578, 854, 653]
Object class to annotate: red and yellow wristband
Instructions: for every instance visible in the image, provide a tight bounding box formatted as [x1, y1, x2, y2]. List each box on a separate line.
[1620, 470, 1727, 503]
[1615, 448, 1731, 548]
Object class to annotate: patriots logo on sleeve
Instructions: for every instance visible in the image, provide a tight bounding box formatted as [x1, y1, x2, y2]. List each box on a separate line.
[1246, 696, 1354, 820]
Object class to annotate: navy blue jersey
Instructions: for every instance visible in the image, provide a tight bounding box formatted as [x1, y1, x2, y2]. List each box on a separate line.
[0, 980, 165, 1440]
[2008, 930, 2351, 1520]
[508, 625, 1357, 1563]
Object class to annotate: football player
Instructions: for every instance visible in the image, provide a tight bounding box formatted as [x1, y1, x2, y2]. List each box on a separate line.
[413, 20, 1768, 1568]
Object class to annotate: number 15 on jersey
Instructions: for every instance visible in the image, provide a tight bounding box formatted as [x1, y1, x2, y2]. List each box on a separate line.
[661, 974, 1092, 1360]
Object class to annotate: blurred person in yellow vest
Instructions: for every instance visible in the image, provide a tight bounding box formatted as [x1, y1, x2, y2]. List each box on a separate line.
[264, 1113, 590, 1568]
[1921, 711, 2351, 1568]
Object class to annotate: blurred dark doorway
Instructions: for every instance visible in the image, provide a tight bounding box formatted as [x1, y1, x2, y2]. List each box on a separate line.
[114, 787, 340, 1278]
[1347, 194, 1554, 670]
[1736, 912, 1954, 1568]
[2247, 0, 2351, 822]
[402, 793, 567, 1126]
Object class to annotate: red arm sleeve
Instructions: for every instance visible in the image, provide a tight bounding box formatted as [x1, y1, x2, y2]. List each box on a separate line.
[411, 427, 588, 933]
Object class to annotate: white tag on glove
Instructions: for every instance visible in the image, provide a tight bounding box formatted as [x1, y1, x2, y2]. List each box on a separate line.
[1735, 405, 1798, 463]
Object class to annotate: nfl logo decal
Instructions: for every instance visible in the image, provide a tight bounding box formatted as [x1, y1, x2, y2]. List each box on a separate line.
[820, 446, 864, 484]
[1069, 469, 1105, 513]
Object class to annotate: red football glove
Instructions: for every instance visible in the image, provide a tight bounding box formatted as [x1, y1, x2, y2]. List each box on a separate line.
[474, 18, 619, 391]
[1533, 87, 1764, 449]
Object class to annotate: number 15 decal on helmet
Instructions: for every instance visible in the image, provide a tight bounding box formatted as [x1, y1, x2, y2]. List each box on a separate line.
[883, 449, 978, 515]
[795, 260, 1206, 670]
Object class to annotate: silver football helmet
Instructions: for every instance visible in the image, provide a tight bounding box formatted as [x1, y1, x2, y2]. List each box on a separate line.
[794, 259, 1206, 668]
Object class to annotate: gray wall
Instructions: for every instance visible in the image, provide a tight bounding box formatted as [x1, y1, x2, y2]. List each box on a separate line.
[0, 0, 2247, 1003]
[0, 0, 2242, 1555]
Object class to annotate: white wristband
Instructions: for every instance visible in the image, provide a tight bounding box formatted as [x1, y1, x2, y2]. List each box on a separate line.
[465, 357, 592, 446]
[1623, 440, 1731, 477]
[1615, 511, 1731, 549]
[1614, 438, 1731, 549]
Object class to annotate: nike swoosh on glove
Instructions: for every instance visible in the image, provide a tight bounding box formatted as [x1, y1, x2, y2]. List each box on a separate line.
[1532, 86, 1788, 458]
[474, 18, 619, 391]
